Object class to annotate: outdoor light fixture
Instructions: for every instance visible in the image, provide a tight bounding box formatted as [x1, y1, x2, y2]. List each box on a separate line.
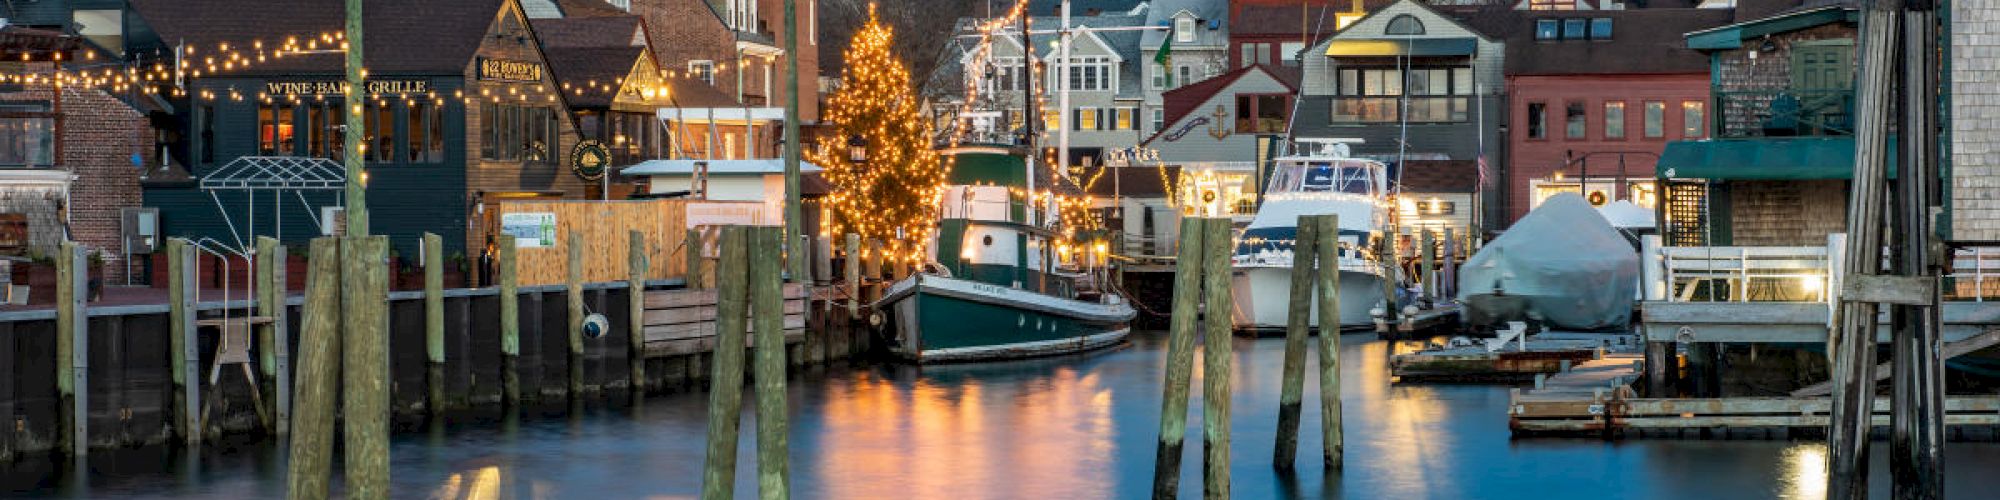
[847, 134, 868, 163]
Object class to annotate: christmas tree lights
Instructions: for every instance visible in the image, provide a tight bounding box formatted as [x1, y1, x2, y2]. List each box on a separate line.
[809, 5, 948, 263]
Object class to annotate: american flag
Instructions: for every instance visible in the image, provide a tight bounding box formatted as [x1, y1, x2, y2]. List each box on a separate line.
[1476, 154, 1490, 186]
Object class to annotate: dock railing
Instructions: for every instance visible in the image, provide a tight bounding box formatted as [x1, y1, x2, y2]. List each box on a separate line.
[1641, 234, 1842, 306]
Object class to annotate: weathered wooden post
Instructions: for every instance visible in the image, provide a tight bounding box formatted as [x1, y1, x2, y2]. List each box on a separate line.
[167, 238, 200, 446]
[700, 226, 752, 500]
[256, 236, 291, 434]
[629, 230, 649, 393]
[686, 228, 706, 290]
[341, 235, 389, 498]
[1420, 230, 1436, 302]
[1312, 214, 1344, 468]
[424, 233, 446, 416]
[1442, 227, 1457, 299]
[1273, 218, 1317, 468]
[55, 241, 85, 456]
[499, 235, 521, 407]
[568, 231, 586, 400]
[845, 233, 861, 319]
[1199, 218, 1234, 499]
[813, 234, 832, 284]
[864, 239, 884, 304]
[1152, 218, 1206, 499]
[751, 227, 791, 498]
[1378, 235, 1401, 325]
[287, 238, 341, 500]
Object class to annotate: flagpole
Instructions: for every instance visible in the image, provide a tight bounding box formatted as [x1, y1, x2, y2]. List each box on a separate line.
[1474, 83, 1485, 239]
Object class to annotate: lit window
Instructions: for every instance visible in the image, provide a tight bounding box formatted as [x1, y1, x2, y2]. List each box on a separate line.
[1529, 0, 1578, 11]
[1043, 110, 1060, 131]
[1682, 101, 1706, 138]
[1115, 108, 1134, 130]
[1077, 107, 1098, 130]
[0, 104, 54, 166]
[688, 60, 716, 84]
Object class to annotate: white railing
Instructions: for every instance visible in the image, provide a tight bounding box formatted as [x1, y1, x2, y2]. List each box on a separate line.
[1640, 234, 1842, 305]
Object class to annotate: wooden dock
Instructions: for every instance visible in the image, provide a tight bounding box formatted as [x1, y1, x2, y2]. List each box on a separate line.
[1389, 335, 1621, 382]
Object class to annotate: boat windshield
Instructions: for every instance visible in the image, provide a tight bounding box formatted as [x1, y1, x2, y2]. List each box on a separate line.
[1267, 160, 1380, 196]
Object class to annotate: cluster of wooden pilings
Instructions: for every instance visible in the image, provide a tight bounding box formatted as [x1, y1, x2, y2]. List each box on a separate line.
[0, 230, 875, 464]
[1154, 216, 1345, 500]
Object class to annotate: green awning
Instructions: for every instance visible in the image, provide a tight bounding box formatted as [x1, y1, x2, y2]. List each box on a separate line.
[1325, 37, 1477, 57]
[1657, 136, 1896, 180]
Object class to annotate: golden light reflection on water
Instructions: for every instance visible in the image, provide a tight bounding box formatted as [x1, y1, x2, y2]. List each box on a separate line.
[1349, 337, 1459, 498]
[430, 465, 502, 500]
[812, 365, 1116, 499]
[1778, 443, 1829, 500]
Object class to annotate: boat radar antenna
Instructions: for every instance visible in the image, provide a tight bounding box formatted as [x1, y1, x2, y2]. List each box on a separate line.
[1292, 138, 1364, 159]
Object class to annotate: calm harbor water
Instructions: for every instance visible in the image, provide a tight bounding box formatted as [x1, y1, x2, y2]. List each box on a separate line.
[7, 332, 2000, 499]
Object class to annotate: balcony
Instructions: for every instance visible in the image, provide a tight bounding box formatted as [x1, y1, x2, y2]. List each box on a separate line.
[1715, 88, 1854, 138]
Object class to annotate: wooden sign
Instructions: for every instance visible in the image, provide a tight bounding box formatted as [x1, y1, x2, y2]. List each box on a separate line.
[263, 79, 431, 96]
[478, 58, 543, 82]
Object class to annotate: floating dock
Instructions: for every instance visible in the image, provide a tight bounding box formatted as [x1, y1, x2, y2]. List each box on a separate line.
[1388, 334, 1631, 382]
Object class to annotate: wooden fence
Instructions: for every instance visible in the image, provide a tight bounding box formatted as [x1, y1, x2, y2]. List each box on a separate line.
[492, 199, 689, 286]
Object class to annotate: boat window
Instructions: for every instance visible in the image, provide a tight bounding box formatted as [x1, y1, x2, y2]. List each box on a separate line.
[1272, 161, 1379, 195]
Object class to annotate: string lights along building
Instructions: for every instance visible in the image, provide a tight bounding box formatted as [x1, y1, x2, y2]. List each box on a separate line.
[128, 0, 593, 261]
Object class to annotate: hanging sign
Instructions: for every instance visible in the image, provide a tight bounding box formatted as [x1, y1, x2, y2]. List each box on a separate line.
[571, 140, 610, 181]
[478, 57, 544, 82]
[500, 212, 558, 248]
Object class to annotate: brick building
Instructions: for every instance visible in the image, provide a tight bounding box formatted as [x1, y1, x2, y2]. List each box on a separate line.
[0, 26, 150, 283]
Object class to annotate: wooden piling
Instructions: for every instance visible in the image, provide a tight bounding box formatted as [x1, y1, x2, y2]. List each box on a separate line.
[751, 227, 791, 499]
[499, 235, 521, 407]
[167, 238, 200, 446]
[424, 233, 446, 416]
[813, 234, 832, 284]
[256, 236, 291, 434]
[629, 230, 649, 393]
[1646, 341, 1674, 397]
[1312, 215, 1344, 469]
[1273, 217, 1317, 468]
[1378, 235, 1400, 323]
[687, 228, 706, 290]
[845, 234, 861, 319]
[1151, 218, 1207, 499]
[287, 238, 341, 500]
[1199, 218, 1235, 499]
[341, 235, 390, 498]
[55, 241, 85, 456]
[568, 231, 586, 400]
[864, 239, 883, 304]
[1420, 230, 1436, 301]
[700, 226, 752, 500]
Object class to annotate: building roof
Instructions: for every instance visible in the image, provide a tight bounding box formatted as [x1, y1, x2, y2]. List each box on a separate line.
[1084, 165, 1180, 198]
[555, 0, 633, 18]
[620, 158, 825, 176]
[933, 10, 1151, 100]
[129, 0, 508, 75]
[542, 46, 646, 107]
[1398, 159, 1476, 193]
[1232, 1, 1396, 37]
[1026, 0, 1148, 16]
[1140, 0, 1230, 49]
[1501, 9, 1733, 76]
[531, 16, 645, 48]
[1144, 64, 1295, 144]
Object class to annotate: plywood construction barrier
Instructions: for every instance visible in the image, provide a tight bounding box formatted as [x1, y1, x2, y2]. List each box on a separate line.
[493, 199, 693, 285]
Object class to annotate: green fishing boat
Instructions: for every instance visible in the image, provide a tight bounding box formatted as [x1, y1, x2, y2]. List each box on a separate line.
[873, 146, 1135, 363]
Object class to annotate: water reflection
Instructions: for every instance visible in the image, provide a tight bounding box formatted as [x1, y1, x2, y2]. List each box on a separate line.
[4, 332, 1999, 499]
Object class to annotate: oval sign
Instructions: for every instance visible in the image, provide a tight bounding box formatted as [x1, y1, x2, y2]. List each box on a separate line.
[571, 140, 610, 181]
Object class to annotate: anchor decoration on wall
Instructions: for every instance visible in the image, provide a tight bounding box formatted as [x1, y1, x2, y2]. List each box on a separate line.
[1207, 105, 1231, 140]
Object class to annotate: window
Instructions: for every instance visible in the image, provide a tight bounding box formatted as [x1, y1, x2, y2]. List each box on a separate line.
[1565, 101, 1586, 139]
[1604, 101, 1626, 139]
[1236, 94, 1290, 134]
[688, 60, 716, 84]
[1280, 42, 1304, 66]
[1151, 62, 1166, 88]
[258, 103, 296, 156]
[1535, 20, 1559, 40]
[1076, 107, 1098, 130]
[1043, 110, 1060, 131]
[409, 101, 443, 163]
[481, 104, 560, 162]
[303, 101, 344, 161]
[1054, 56, 1113, 92]
[1240, 43, 1272, 68]
[1332, 67, 1472, 123]
[1682, 101, 1705, 138]
[977, 59, 1023, 93]
[1176, 65, 1192, 88]
[73, 10, 123, 56]
[1562, 19, 1586, 40]
[366, 102, 395, 163]
[1527, 102, 1547, 139]
[1384, 15, 1425, 36]
[1151, 108, 1165, 132]
[1644, 101, 1665, 138]
[1529, 0, 1577, 10]
[1176, 17, 1196, 43]
[0, 104, 54, 166]
[1590, 18, 1613, 40]
[480, 102, 496, 159]
[1115, 108, 1134, 130]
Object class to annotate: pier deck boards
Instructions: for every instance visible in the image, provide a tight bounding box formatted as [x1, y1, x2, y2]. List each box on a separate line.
[1389, 336, 1626, 382]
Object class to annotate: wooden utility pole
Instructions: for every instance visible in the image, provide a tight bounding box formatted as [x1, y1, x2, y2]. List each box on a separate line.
[343, 0, 368, 236]
[783, 0, 805, 283]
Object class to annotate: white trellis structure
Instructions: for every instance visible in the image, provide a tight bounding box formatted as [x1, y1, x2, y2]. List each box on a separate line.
[199, 155, 348, 253]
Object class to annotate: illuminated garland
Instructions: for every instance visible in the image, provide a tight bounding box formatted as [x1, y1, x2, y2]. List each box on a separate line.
[809, 5, 948, 264]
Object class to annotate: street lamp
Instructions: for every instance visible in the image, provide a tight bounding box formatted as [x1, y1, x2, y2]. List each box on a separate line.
[847, 134, 868, 164]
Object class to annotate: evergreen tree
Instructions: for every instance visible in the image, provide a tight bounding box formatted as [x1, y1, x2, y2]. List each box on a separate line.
[812, 5, 946, 263]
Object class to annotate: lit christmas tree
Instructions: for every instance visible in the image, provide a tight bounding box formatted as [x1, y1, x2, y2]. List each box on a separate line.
[811, 5, 946, 263]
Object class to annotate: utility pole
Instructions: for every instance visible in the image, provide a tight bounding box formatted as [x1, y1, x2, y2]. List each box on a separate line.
[784, 0, 804, 282]
[344, 0, 368, 235]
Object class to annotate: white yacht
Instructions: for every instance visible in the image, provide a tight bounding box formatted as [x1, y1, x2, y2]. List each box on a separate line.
[1230, 140, 1397, 332]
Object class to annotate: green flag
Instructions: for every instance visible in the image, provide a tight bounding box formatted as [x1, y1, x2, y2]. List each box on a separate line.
[1153, 34, 1173, 86]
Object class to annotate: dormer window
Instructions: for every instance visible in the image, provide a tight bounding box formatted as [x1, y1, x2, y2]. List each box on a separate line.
[1175, 17, 1196, 43]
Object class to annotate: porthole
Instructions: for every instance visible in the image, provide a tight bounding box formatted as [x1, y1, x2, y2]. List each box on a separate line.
[983, 235, 994, 246]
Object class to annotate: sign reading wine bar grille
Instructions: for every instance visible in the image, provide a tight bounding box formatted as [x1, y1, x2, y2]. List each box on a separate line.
[478, 57, 543, 82]
[264, 79, 432, 96]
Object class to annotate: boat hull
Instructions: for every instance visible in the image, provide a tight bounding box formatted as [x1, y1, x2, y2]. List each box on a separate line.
[1229, 265, 1386, 331]
[876, 275, 1137, 363]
